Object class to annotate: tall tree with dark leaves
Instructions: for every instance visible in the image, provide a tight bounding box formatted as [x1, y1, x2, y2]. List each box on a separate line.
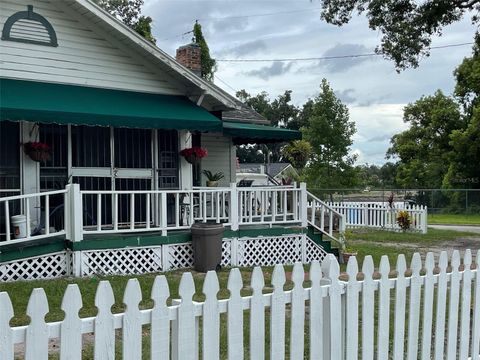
[94, 0, 155, 43]
[319, 0, 480, 71]
[193, 22, 216, 81]
[303, 79, 358, 188]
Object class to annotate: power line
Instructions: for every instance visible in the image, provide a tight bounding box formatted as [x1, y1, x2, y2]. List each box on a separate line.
[197, 7, 322, 21]
[158, 7, 321, 42]
[215, 42, 474, 62]
[215, 75, 238, 93]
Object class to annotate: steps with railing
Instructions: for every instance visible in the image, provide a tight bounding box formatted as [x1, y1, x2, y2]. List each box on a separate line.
[306, 191, 346, 248]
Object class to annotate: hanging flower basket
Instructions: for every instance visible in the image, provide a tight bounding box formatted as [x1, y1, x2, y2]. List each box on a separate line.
[23, 142, 51, 162]
[180, 147, 208, 164]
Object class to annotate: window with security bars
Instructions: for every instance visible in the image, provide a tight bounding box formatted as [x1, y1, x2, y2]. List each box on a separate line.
[158, 130, 179, 189]
[72, 125, 110, 167]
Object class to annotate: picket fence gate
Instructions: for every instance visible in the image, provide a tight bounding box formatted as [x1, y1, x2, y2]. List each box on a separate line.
[1, 250, 479, 360]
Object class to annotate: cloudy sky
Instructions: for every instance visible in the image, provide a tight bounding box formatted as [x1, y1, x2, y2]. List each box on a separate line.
[144, 0, 477, 165]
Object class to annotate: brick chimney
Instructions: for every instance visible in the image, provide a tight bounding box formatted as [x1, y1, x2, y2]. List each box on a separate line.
[176, 43, 202, 76]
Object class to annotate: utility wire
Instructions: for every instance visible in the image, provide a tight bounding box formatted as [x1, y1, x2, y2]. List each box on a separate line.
[215, 42, 474, 62]
[215, 75, 238, 93]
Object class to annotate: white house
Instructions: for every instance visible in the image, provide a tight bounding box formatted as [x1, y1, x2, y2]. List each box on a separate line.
[0, 0, 343, 281]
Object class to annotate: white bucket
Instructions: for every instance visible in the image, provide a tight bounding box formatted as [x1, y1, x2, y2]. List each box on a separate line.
[11, 215, 27, 239]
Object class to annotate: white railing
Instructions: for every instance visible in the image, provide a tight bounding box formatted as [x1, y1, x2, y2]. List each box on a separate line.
[237, 185, 304, 226]
[1, 250, 479, 359]
[327, 201, 428, 233]
[307, 191, 346, 245]
[81, 188, 232, 236]
[0, 188, 69, 244]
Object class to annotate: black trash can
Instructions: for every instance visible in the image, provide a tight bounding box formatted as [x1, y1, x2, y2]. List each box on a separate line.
[191, 222, 224, 272]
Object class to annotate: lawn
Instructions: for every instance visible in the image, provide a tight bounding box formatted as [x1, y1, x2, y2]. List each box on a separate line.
[428, 213, 480, 225]
[2, 227, 478, 358]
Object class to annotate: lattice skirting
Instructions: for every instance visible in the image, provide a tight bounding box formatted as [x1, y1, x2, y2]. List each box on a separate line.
[0, 251, 69, 282]
[0, 235, 328, 281]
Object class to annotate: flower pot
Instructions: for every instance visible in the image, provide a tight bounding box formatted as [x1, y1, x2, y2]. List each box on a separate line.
[25, 149, 51, 162]
[206, 180, 219, 187]
[184, 154, 199, 165]
[341, 251, 357, 264]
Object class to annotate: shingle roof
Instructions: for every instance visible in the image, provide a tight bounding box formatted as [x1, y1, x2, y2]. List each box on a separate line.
[222, 99, 270, 125]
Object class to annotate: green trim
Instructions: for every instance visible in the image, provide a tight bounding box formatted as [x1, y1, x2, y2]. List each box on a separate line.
[223, 121, 302, 144]
[0, 79, 222, 132]
[0, 237, 65, 262]
[1, 5, 58, 47]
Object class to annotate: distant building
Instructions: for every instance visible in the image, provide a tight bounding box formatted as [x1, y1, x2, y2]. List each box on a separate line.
[236, 163, 299, 186]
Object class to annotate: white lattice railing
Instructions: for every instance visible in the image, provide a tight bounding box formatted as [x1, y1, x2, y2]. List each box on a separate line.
[306, 191, 346, 246]
[2, 250, 479, 359]
[327, 201, 428, 233]
[0, 188, 69, 244]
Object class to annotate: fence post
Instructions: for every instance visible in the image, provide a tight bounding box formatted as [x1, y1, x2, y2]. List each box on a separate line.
[230, 183, 239, 231]
[230, 237, 238, 267]
[66, 184, 83, 277]
[300, 182, 308, 228]
[422, 206, 428, 234]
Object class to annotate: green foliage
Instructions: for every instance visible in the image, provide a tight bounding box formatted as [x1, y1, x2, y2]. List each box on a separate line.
[319, 0, 480, 71]
[193, 22, 216, 81]
[94, 0, 156, 43]
[302, 79, 357, 188]
[387, 91, 463, 188]
[355, 162, 399, 188]
[202, 170, 225, 181]
[282, 140, 312, 169]
[396, 210, 411, 231]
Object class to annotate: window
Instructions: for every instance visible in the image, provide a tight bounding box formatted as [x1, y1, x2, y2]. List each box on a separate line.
[114, 128, 152, 168]
[72, 125, 110, 168]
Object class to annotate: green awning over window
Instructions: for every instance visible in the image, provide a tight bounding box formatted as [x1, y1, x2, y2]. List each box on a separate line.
[223, 121, 302, 144]
[0, 79, 222, 131]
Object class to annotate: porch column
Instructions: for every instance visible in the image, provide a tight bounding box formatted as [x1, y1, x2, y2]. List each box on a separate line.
[21, 122, 40, 226]
[179, 130, 192, 190]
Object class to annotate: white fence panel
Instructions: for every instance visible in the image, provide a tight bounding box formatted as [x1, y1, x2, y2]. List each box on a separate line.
[1, 251, 480, 359]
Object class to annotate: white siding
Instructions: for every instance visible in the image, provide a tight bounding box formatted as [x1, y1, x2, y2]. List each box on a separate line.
[201, 133, 236, 186]
[0, 0, 181, 94]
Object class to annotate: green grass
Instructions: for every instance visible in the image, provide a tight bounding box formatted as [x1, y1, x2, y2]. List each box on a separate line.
[428, 213, 480, 225]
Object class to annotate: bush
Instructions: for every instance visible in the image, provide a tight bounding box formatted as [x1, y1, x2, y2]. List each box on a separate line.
[396, 210, 411, 231]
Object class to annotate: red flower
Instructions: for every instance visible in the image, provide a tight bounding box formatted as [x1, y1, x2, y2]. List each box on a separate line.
[179, 147, 208, 159]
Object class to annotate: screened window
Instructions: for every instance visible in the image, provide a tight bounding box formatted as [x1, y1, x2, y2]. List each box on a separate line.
[39, 123, 68, 191]
[158, 130, 179, 189]
[0, 121, 20, 191]
[114, 128, 152, 168]
[72, 125, 110, 167]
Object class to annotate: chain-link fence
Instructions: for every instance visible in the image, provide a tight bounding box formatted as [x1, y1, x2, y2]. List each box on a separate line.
[308, 188, 480, 215]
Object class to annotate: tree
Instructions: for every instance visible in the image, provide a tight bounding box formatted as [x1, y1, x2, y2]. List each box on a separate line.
[303, 79, 357, 188]
[94, 0, 155, 43]
[193, 22, 216, 81]
[387, 91, 463, 188]
[282, 140, 312, 169]
[319, 0, 480, 70]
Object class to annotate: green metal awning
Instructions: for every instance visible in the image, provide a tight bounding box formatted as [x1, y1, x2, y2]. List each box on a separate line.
[223, 121, 302, 144]
[0, 79, 222, 131]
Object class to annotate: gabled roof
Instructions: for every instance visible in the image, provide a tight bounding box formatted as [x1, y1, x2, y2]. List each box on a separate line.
[62, 0, 240, 112]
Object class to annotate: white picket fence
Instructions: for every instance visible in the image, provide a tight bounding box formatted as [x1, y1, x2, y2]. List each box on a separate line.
[327, 201, 428, 233]
[1, 250, 479, 359]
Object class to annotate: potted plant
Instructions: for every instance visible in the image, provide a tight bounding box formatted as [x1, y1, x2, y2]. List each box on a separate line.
[179, 147, 207, 165]
[203, 170, 224, 187]
[339, 234, 357, 264]
[23, 141, 51, 162]
[396, 210, 411, 232]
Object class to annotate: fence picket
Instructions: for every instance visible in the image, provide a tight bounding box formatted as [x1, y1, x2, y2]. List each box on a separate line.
[0, 292, 14, 360]
[151, 275, 170, 360]
[60, 285, 83, 360]
[472, 249, 480, 358]
[459, 250, 473, 360]
[324, 255, 342, 360]
[250, 266, 265, 360]
[446, 250, 461, 360]
[123, 279, 143, 360]
[393, 254, 407, 360]
[25, 288, 49, 360]
[420, 253, 435, 360]
[362, 256, 375, 360]
[94, 281, 116, 360]
[290, 262, 305, 360]
[377, 256, 391, 360]
[434, 251, 449, 360]
[308, 260, 323, 360]
[227, 268, 244, 360]
[203, 271, 220, 360]
[270, 264, 286, 360]
[176, 273, 196, 360]
[407, 253, 422, 360]
[345, 256, 360, 360]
